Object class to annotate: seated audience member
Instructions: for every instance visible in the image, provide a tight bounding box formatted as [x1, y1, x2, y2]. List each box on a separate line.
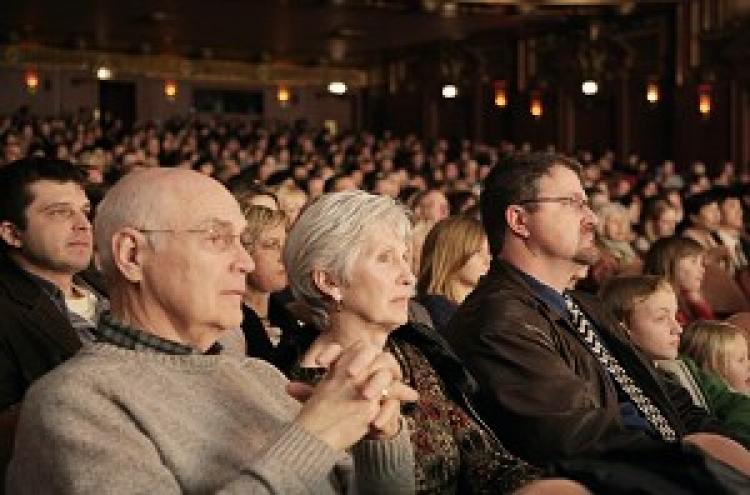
[681, 321, 750, 396]
[600, 275, 750, 437]
[7, 169, 417, 494]
[634, 199, 679, 255]
[0, 157, 109, 480]
[240, 205, 313, 373]
[0, 158, 109, 411]
[233, 183, 279, 211]
[644, 236, 716, 325]
[416, 215, 491, 332]
[664, 187, 686, 224]
[276, 185, 307, 227]
[412, 188, 450, 224]
[445, 152, 750, 491]
[283, 191, 588, 495]
[714, 187, 750, 277]
[591, 202, 642, 284]
[446, 190, 478, 216]
[324, 172, 356, 193]
[682, 190, 731, 268]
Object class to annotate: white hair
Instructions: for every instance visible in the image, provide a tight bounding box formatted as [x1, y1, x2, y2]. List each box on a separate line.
[283, 190, 411, 329]
[595, 202, 630, 238]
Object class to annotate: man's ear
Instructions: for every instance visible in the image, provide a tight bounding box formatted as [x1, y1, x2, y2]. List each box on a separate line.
[505, 205, 531, 239]
[0, 221, 23, 249]
[110, 228, 149, 283]
[312, 269, 342, 302]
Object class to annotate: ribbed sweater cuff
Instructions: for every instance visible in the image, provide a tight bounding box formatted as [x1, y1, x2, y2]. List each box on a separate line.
[255, 423, 340, 483]
[351, 417, 415, 494]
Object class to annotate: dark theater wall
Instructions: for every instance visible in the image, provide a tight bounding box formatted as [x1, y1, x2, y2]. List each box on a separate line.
[363, 1, 750, 172]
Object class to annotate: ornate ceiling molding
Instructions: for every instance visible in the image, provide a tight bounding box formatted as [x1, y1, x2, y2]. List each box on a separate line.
[0, 44, 368, 87]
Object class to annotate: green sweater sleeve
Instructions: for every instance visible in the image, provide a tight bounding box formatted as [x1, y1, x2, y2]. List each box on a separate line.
[681, 357, 750, 438]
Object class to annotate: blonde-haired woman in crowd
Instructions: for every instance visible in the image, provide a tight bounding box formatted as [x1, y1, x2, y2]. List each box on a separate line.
[417, 215, 490, 331]
[276, 185, 307, 227]
[240, 205, 312, 371]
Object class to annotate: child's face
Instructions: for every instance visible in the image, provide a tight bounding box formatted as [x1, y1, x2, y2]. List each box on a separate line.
[675, 254, 705, 293]
[723, 335, 750, 394]
[627, 287, 682, 360]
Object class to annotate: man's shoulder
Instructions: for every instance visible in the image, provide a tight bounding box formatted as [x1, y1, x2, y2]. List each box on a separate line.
[0, 257, 39, 304]
[24, 345, 120, 394]
[446, 271, 557, 348]
[456, 267, 548, 322]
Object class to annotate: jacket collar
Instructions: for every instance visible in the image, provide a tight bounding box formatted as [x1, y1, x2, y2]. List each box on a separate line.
[0, 252, 46, 308]
[0, 252, 83, 353]
[485, 259, 631, 346]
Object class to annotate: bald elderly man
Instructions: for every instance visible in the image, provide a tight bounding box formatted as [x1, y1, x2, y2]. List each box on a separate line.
[7, 169, 417, 494]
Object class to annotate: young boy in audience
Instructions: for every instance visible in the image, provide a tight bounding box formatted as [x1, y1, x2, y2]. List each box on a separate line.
[600, 275, 750, 437]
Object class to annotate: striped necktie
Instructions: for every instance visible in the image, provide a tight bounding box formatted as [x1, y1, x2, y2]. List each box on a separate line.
[564, 293, 677, 442]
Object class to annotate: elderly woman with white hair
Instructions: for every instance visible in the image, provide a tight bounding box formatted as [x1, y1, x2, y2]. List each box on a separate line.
[584, 202, 643, 290]
[283, 190, 590, 495]
[595, 202, 641, 269]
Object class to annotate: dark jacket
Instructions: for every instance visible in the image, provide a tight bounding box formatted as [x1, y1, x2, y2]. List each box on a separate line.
[241, 292, 317, 376]
[445, 259, 736, 466]
[416, 294, 458, 333]
[0, 254, 106, 489]
[0, 254, 103, 410]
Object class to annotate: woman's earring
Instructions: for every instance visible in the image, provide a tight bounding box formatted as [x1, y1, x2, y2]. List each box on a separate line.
[333, 295, 343, 312]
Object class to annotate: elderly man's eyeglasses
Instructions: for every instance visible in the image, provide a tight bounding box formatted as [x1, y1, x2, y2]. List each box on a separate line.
[137, 227, 243, 253]
[518, 196, 591, 212]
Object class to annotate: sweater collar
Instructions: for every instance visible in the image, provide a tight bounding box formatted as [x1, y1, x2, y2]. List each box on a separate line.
[94, 312, 223, 356]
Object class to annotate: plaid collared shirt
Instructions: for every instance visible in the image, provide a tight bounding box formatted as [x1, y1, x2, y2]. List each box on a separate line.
[94, 312, 223, 355]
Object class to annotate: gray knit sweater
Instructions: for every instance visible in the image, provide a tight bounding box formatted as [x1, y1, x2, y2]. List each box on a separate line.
[6, 343, 414, 494]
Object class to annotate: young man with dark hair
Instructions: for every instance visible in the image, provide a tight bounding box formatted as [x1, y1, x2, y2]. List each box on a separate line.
[0, 157, 108, 411]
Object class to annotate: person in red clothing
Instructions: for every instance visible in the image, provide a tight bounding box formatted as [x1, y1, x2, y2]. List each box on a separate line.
[644, 236, 715, 325]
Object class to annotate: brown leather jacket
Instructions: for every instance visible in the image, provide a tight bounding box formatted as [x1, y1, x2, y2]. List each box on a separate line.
[445, 259, 734, 466]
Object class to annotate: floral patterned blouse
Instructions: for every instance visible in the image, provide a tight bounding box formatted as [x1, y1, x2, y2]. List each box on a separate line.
[290, 338, 542, 494]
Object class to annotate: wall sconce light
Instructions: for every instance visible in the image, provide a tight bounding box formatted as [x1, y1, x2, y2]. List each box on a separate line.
[581, 79, 598, 96]
[24, 70, 40, 94]
[530, 90, 543, 118]
[493, 80, 508, 108]
[328, 81, 347, 95]
[96, 66, 112, 80]
[277, 85, 291, 105]
[698, 83, 711, 117]
[646, 81, 659, 104]
[442, 84, 458, 98]
[164, 80, 178, 100]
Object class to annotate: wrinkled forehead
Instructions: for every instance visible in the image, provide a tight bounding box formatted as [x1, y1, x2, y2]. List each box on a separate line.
[358, 222, 410, 253]
[166, 181, 245, 230]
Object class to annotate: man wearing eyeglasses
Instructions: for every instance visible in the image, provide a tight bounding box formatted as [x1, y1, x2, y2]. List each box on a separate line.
[445, 152, 750, 490]
[0, 157, 107, 483]
[7, 168, 416, 494]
